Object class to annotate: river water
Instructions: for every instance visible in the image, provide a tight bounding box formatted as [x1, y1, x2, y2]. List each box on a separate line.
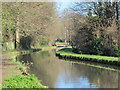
[17, 49, 119, 88]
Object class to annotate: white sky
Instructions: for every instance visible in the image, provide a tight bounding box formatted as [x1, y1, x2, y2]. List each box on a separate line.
[56, 1, 73, 17]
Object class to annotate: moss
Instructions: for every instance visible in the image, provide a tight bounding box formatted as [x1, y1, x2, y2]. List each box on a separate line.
[56, 46, 119, 61]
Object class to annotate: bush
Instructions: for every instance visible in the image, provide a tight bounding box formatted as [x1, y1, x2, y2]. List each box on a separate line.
[72, 48, 82, 54]
[2, 75, 47, 88]
[113, 44, 120, 57]
[2, 42, 15, 51]
[40, 38, 49, 46]
[93, 37, 104, 55]
[20, 36, 33, 49]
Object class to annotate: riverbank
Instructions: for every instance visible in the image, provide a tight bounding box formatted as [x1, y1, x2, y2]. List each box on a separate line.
[56, 46, 119, 66]
[1, 48, 48, 88]
[64, 59, 120, 72]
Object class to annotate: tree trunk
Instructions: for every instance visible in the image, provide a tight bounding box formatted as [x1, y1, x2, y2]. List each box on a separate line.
[116, 2, 119, 20]
[15, 3, 20, 49]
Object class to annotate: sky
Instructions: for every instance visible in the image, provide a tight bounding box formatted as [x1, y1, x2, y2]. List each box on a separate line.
[55, 1, 90, 17]
[55, 0, 120, 17]
[56, 1, 73, 17]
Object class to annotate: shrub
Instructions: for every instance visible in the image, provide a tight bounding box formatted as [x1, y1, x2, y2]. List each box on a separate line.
[93, 37, 104, 55]
[40, 38, 49, 46]
[113, 44, 120, 57]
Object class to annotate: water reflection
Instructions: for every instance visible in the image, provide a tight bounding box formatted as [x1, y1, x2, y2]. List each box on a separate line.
[17, 50, 118, 88]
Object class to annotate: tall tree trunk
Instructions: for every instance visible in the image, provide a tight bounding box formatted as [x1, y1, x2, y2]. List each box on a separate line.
[15, 3, 20, 49]
[116, 2, 119, 20]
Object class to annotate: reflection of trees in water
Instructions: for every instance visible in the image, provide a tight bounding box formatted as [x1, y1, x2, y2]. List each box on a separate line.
[28, 51, 61, 88]
[17, 51, 51, 63]
[17, 51, 118, 88]
[31, 51, 51, 60]
[73, 64, 118, 88]
[55, 60, 118, 88]
[17, 54, 33, 63]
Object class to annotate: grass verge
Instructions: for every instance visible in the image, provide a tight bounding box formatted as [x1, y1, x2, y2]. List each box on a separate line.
[2, 75, 47, 88]
[56, 46, 119, 61]
[2, 49, 48, 88]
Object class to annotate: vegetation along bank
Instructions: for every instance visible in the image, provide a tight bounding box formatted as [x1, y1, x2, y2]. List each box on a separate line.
[56, 46, 119, 66]
[1, 50, 47, 88]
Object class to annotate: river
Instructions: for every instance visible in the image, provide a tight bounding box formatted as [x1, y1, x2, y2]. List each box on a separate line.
[16, 49, 119, 88]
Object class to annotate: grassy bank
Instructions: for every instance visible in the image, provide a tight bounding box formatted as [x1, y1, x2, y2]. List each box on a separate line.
[2, 75, 47, 88]
[2, 46, 55, 55]
[2, 49, 41, 56]
[2, 48, 48, 88]
[56, 46, 119, 61]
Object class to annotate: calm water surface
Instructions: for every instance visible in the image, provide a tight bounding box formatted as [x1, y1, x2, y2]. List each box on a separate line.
[17, 49, 119, 88]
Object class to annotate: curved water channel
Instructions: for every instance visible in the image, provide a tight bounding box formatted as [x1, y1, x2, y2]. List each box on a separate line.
[17, 49, 119, 88]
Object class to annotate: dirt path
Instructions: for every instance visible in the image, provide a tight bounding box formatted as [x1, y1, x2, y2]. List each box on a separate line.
[1, 49, 43, 84]
[1, 52, 21, 84]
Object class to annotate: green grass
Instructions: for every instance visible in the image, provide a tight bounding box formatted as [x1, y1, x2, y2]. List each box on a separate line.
[2, 49, 48, 88]
[55, 42, 67, 44]
[56, 46, 119, 61]
[11, 59, 27, 72]
[0, 84, 2, 90]
[2, 75, 47, 88]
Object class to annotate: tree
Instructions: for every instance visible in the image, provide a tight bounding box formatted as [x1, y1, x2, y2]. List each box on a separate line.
[2, 2, 58, 49]
[69, 1, 119, 56]
[2, 3, 19, 42]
